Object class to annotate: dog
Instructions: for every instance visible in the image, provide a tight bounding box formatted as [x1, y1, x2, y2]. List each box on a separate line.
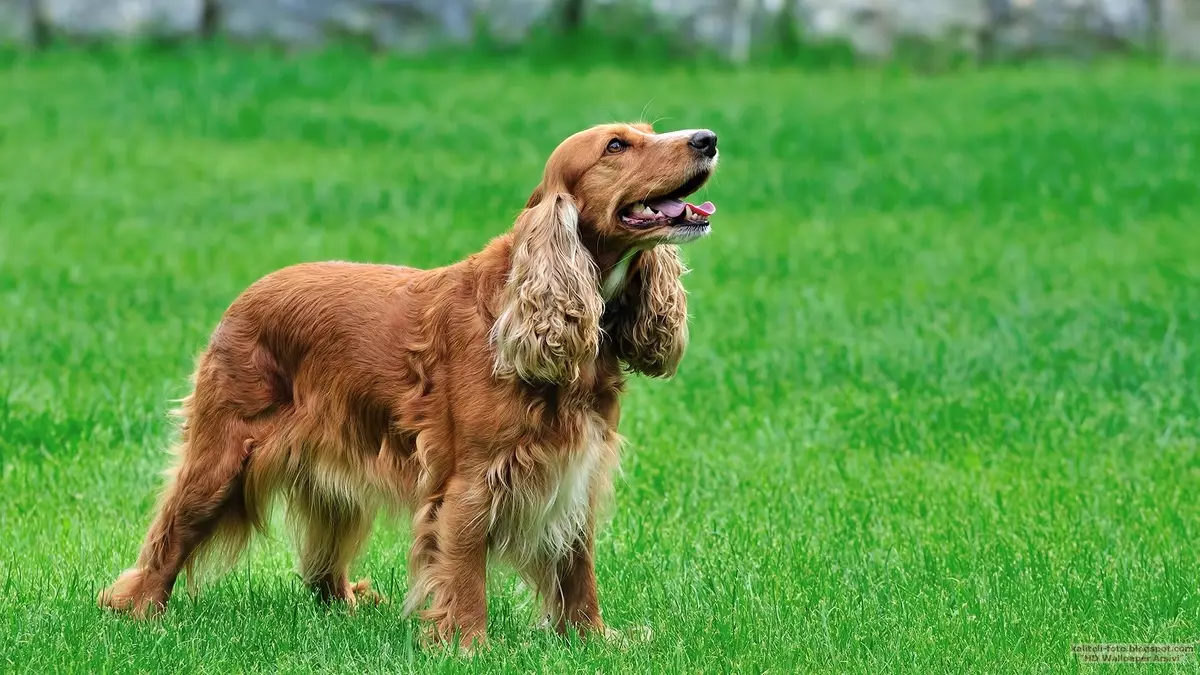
[98, 122, 719, 647]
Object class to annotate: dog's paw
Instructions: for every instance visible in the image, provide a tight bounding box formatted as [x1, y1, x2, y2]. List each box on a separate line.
[312, 575, 388, 611]
[601, 624, 653, 649]
[346, 578, 386, 610]
[535, 613, 623, 643]
[419, 623, 488, 656]
[97, 568, 165, 619]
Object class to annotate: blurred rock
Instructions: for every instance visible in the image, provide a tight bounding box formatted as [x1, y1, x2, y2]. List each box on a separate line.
[217, 0, 323, 44]
[475, 0, 556, 43]
[794, 0, 1151, 59]
[984, 0, 1152, 57]
[1164, 0, 1200, 60]
[217, 0, 475, 50]
[1, 0, 1185, 64]
[40, 0, 205, 37]
[0, 0, 36, 44]
[797, 0, 989, 58]
[798, 0, 892, 58]
[375, 0, 472, 49]
[639, 0, 764, 61]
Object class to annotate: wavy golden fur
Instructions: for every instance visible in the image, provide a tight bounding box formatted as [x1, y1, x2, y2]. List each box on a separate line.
[97, 122, 720, 648]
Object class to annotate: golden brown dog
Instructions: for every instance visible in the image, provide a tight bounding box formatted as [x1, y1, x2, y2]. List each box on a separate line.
[98, 122, 719, 647]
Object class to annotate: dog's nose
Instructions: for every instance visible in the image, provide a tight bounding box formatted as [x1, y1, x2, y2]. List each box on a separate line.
[688, 130, 718, 158]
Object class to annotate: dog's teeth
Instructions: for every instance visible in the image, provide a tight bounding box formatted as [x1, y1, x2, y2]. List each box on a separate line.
[684, 205, 695, 220]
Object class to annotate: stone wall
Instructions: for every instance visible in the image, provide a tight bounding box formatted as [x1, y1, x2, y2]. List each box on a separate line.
[1165, 0, 1200, 59]
[1, 0, 1197, 62]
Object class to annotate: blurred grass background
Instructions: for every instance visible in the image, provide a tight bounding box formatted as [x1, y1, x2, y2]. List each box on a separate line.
[0, 45, 1199, 672]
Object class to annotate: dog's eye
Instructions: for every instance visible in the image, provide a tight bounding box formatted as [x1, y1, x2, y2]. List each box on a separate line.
[606, 138, 628, 154]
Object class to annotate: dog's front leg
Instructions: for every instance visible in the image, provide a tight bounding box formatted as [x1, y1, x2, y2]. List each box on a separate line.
[420, 475, 490, 651]
[551, 515, 605, 637]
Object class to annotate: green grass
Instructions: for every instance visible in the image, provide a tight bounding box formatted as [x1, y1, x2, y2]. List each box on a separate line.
[1, 47, 1199, 673]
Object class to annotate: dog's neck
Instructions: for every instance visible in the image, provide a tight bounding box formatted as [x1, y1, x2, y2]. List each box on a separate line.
[599, 249, 638, 302]
[583, 229, 653, 303]
[591, 237, 650, 303]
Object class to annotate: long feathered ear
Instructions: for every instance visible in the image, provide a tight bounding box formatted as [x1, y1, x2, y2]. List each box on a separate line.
[609, 245, 690, 378]
[492, 193, 603, 384]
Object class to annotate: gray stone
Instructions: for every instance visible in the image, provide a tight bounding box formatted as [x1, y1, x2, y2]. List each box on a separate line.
[0, 0, 36, 44]
[638, 0, 767, 62]
[8, 0, 1181, 61]
[893, 0, 988, 51]
[39, 0, 205, 37]
[376, 0, 473, 49]
[985, 0, 1152, 57]
[1164, 0, 1200, 60]
[797, 0, 988, 58]
[218, 0, 325, 44]
[217, 0, 473, 50]
[793, 0, 1153, 60]
[474, 0, 555, 43]
[800, 0, 891, 57]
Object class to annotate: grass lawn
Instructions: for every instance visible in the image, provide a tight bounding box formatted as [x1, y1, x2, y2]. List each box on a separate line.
[1, 47, 1199, 673]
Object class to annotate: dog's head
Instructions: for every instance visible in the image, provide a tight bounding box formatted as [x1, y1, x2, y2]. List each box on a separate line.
[493, 122, 718, 385]
[526, 122, 719, 247]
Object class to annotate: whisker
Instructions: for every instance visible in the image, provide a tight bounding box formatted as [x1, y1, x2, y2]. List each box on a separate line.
[639, 177, 671, 204]
[639, 99, 657, 126]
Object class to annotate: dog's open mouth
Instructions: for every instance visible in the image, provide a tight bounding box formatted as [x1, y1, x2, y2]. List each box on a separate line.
[620, 172, 716, 228]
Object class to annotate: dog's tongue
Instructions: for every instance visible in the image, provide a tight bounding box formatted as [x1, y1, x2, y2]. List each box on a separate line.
[646, 198, 686, 218]
[646, 198, 716, 218]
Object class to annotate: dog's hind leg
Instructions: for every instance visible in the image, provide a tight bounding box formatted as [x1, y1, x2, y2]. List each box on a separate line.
[287, 486, 381, 609]
[97, 395, 257, 618]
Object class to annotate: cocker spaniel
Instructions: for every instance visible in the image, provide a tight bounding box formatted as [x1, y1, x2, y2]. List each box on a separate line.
[98, 122, 719, 647]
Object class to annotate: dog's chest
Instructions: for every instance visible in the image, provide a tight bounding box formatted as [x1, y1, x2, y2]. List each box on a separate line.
[487, 415, 611, 566]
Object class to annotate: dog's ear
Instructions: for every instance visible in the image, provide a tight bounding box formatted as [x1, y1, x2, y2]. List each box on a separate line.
[609, 245, 690, 379]
[525, 184, 544, 209]
[492, 193, 603, 384]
